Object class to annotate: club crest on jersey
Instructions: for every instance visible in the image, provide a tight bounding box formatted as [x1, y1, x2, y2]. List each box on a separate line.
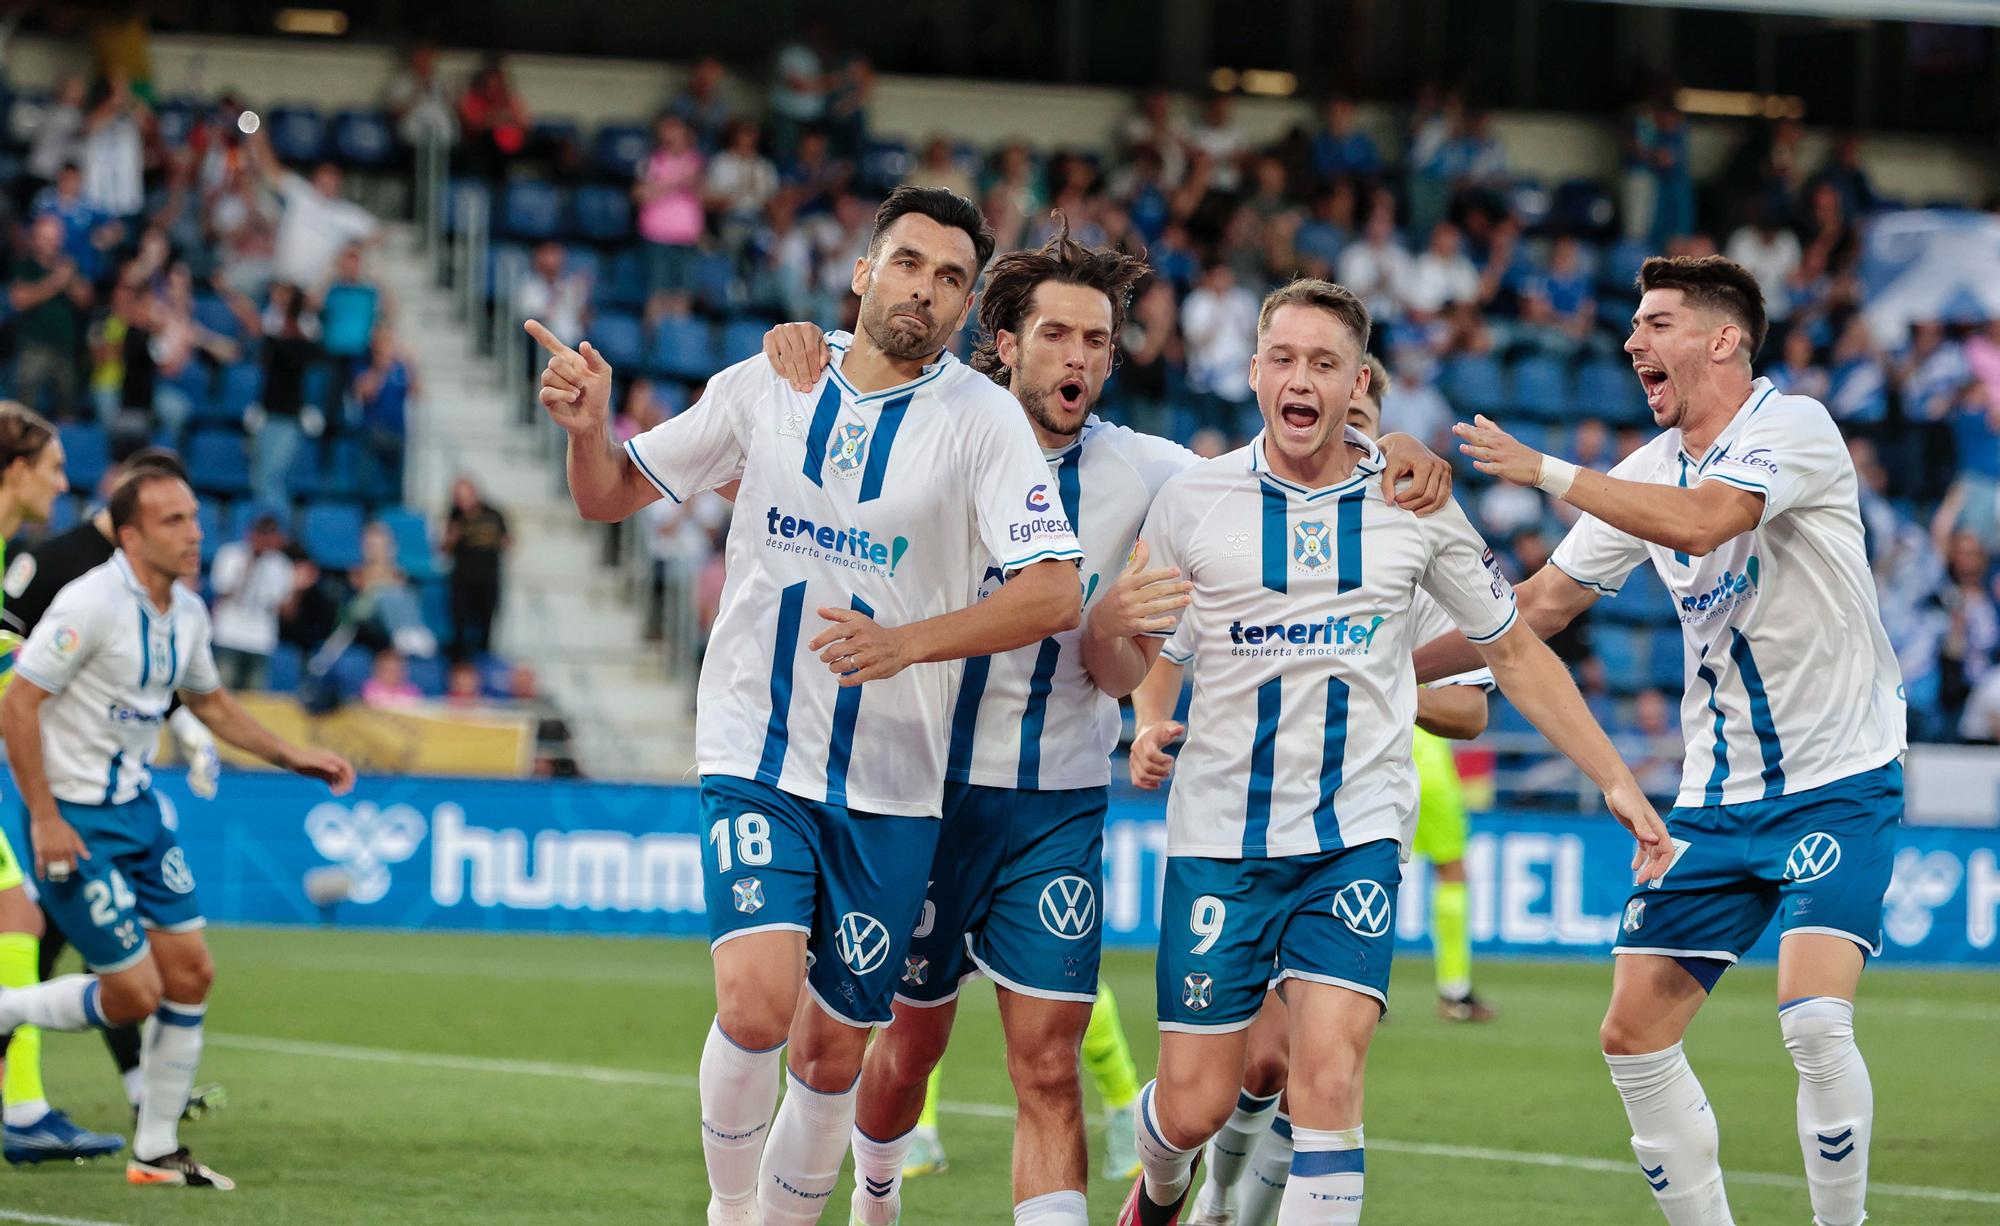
[1292, 520, 1333, 572]
[1037, 876, 1097, 940]
[1785, 832, 1842, 883]
[1182, 972, 1214, 1012]
[732, 878, 765, 915]
[827, 421, 870, 478]
[1332, 880, 1392, 938]
[836, 911, 890, 974]
[1622, 898, 1645, 934]
[902, 955, 929, 986]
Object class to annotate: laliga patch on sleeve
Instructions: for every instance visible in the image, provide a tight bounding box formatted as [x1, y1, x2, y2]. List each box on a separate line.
[3, 552, 34, 599]
[52, 623, 81, 655]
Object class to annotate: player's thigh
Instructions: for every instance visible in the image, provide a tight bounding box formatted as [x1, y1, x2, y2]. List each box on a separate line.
[996, 984, 1093, 1102]
[1769, 761, 1903, 973]
[0, 882, 42, 935]
[787, 980, 873, 1093]
[1241, 990, 1290, 1098]
[1600, 953, 1711, 1055]
[1776, 933, 1865, 1005]
[129, 795, 207, 946]
[713, 928, 809, 1049]
[894, 783, 1012, 1008]
[1155, 1026, 1254, 1148]
[33, 827, 151, 976]
[1612, 801, 1776, 984]
[804, 801, 941, 1029]
[146, 925, 215, 1003]
[865, 995, 960, 1089]
[969, 785, 1106, 1006]
[1282, 978, 1380, 1129]
[1156, 855, 1290, 1035]
[1274, 840, 1403, 1018]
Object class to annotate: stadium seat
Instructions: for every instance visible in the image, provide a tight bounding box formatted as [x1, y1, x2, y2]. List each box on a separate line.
[1575, 358, 1648, 424]
[858, 138, 911, 193]
[650, 317, 719, 381]
[1601, 238, 1652, 292]
[188, 431, 252, 497]
[692, 251, 736, 314]
[1512, 354, 1572, 420]
[589, 311, 646, 372]
[267, 105, 329, 165]
[592, 124, 650, 180]
[226, 499, 292, 544]
[1648, 627, 1685, 690]
[60, 424, 110, 490]
[197, 499, 223, 564]
[1593, 625, 1646, 695]
[1440, 354, 1510, 416]
[572, 185, 631, 243]
[216, 361, 263, 422]
[331, 110, 395, 168]
[300, 503, 366, 571]
[1549, 178, 1615, 236]
[267, 644, 304, 693]
[601, 248, 649, 310]
[1605, 565, 1675, 625]
[532, 118, 581, 152]
[501, 181, 564, 241]
[286, 440, 323, 499]
[375, 506, 439, 581]
[330, 644, 375, 699]
[408, 653, 446, 696]
[193, 292, 243, 344]
[720, 318, 775, 365]
[421, 578, 453, 643]
[45, 494, 79, 535]
[321, 438, 364, 501]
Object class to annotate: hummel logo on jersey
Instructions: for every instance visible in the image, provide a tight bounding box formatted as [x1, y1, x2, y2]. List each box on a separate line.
[828, 421, 869, 477]
[1037, 876, 1097, 940]
[1225, 530, 1251, 556]
[1332, 880, 1392, 937]
[1622, 898, 1645, 934]
[836, 911, 891, 975]
[777, 408, 807, 438]
[1784, 832, 1842, 883]
[732, 878, 765, 914]
[765, 507, 911, 576]
[1183, 972, 1214, 1011]
[1292, 520, 1333, 572]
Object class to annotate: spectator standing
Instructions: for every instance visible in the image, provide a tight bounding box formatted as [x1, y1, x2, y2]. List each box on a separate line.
[1807, 134, 1879, 222]
[515, 241, 591, 352]
[31, 163, 123, 283]
[1337, 197, 1413, 332]
[1519, 234, 1598, 354]
[352, 324, 416, 500]
[250, 282, 322, 508]
[80, 73, 147, 221]
[905, 136, 976, 202]
[319, 243, 382, 414]
[634, 115, 706, 320]
[1121, 88, 1189, 185]
[1187, 92, 1248, 192]
[1403, 221, 1481, 326]
[260, 145, 381, 291]
[1826, 315, 1888, 427]
[704, 120, 778, 253]
[672, 57, 734, 152]
[384, 43, 457, 152]
[1312, 97, 1381, 185]
[210, 512, 299, 690]
[1938, 529, 2000, 721]
[442, 477, 510, 661]
[767, 33, 829, 158]
[10, 215, 93, 417]
[457, 62, 532, 180]
[24, 74, 88, 204]
[1180, 262, 1259, 431]
[1725, 201, 1803, 321]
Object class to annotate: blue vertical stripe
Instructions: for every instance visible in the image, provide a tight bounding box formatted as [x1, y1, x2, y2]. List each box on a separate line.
[857, 392, 913, 503]
[102, 749, 124, 804]
[755, 581, 809, 785]
[166, 621, 179, 690]
[1696, 652, 1729, 805]
[135, 606, 151, 688]
[1260, 483, 1288, 594]
[945, 655, 992, 780]
[1335, 488, 1366, 594]
[1673, 457, 1691, 568]
[823, 594, 874, 808]
[1728, 628, 1786, 798]
[799, 381, 843, 488]
[1015, 638, 1062, 790]
[1314, 676, 1351, 849]
[1243, 677, 1282, 856]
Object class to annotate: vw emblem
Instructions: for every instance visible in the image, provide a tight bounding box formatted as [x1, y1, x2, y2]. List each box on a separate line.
[1623, 898, 1645, 934]
[1292, 520, 1333, 572]
[160, 846, 196, 895]
[1182, 972, 1214, 1012]
[835, 911, 890, 975]
[732, 878, 765, 915]
[1332, 879, 1392, 938]
[1037, 876, 1097, 941]
[829, 421, 870, 477]
[1784, 833, 1842, 883]
[902, 956, 929, 986]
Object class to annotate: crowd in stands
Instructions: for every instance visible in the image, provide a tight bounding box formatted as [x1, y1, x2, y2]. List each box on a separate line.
[0, 51, 579, 777]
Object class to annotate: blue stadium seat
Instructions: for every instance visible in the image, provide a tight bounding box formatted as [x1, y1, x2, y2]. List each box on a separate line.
[1594, 625, 1646, 694]
[650, 317, 719, 381]
[46, 494, 79, 535]
[1601, 239, 1652, 292]
[593, 124, 650, 180]
[321, 438, 363, 501]
[331, 110, 395, 167]
[720, 318, 775, 365]
[286, 437, 323, 499]
[692, 251, 736, 314]
[589, 311, 646, 372]
[1512, 354, 1572, 421]
[561, 244, 603, 287]
[193, 292, 242, 344]
[301, 503, 366, 571]
[601, 248, 649, 310]
[330, 644, 375, 699]
[216, 361, 263, 422]
[572, 184, 631, 243]
[197, 499, 222, 564]
[375, 506, 439, 581]
[501, 181, 564, 241]
[1575, 358, 1647, 424]
[1550, 179, 1615, 236]
[532, 118, 581, 152]
[421, 578, 453, 643]
[1648, 627, 1685, 690]
[1440, 354, 1510, 416]
[858, 139, 911, 192]
[1604, 565, 1675, 625]
[188, 431, 251, 497]
[60, 424, 109, 490]
[408, 654, 446, 697]
[267, 105, 328, 165]
[267, 644, 304, 693]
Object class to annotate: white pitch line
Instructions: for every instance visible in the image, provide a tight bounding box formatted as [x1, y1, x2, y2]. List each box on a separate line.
[0, 1212, 137, 1226]
[211, 1033, 2000, 1205]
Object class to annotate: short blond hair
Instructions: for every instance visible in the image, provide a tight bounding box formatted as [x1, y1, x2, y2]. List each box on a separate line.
[1256, 278, 1372, 354]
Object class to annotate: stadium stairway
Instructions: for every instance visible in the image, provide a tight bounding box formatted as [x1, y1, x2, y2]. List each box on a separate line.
[376, 224, 698, 779]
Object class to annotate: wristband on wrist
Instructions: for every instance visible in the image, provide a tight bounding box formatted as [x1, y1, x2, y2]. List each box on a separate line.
[1535, 455, 1579, 498]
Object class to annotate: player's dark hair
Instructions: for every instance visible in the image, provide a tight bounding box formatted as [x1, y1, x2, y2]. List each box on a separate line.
[970, 217, 1149, 387]
[108, 470, 186, 535]
[0, 403, 57, 478]
[867, 185, 996, 277]
[1256, 278, 1373, 354]
[117, 446, 188, 484]
[1637, 254, 1769, 362]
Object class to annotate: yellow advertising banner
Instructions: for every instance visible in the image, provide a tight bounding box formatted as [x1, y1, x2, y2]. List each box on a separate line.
[181, 696, 535, 778]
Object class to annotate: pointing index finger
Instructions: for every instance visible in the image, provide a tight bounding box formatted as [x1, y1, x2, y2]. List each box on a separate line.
[524, 319, 574, 359]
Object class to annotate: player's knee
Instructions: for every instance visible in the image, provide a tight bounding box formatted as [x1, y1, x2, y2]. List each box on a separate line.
[714, 1007, 791, 1054]
[1286, 1049, 1364, 1121]
[162, 954, 215, 1004]
[1005, 1034, 1083, 1110]
[1243, 1033, 1290, 1098]
[1599, 1010, 1659, 1056]
[99, 971, 162, 1025]
[873, 1026, 948, 1091]
[1158, 1081, 1238, 1145]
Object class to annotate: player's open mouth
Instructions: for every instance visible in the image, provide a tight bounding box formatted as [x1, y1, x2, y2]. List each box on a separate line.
[1634, 363, 1670, 410]
[1279, 401, 1320, 432]
[1055, 378, 1086, 412]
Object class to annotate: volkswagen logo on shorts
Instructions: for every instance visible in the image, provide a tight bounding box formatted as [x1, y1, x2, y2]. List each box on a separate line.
[1332, 880, 1392, 938]
[732, 878, 765, 915]
[1785, 833, 1842, 883]
[836, 911, 890, 975]
[160, 847, 196, 895]
[1037, 876, 1097, 941]
[1182, 972, 1214, 1012]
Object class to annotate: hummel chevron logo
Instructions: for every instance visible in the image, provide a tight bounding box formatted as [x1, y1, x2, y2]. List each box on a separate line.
[864, 1176, 895, 1197]
[1641, 1162, 1670, 1190]
[1817, 1128, 1855, 1162]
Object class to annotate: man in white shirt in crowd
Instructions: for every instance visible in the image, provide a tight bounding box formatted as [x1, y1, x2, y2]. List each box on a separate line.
[208, 511, 298, 692]
[255, 134, 381, 290]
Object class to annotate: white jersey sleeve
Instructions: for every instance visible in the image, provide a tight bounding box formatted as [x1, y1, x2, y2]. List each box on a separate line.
[623, 356, 760, 503]
[1416, 499, 1518, 644]
[1547, 448, 1657, 596]
[1699, 395, 1848, 525]
[959, 394, 1085, 572]
[1407, 590, 1496, 690]
[175, 594, 222, 695]
[14, 588, 104, 695]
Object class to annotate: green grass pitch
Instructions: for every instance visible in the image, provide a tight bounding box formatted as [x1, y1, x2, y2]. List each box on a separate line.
[3, 927, 1996, 1224]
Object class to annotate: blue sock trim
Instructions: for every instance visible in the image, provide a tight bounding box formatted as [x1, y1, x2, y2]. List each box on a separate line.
[1291, 1147, 1365, 1176]
[1236, 1088, 1283, 1114]
[80, 980, 105, 1029]
[1138, 1081, 1176, 1152]
[713, 1019, 785, 1055]
[155, 1001, 206, 1028]
[1672, 956, 1728, 993]
[785, 1067, 860, 1097]
[1778, 995, 1828, 1014]
[1270, 1113, 1294, 1141]
[854, 1122, 914, 1145]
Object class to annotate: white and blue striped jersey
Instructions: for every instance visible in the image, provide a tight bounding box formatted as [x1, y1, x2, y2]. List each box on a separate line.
[13, 553, 221, 806]
[948, 417, 1196, 791]
[1140, 429, 1518, 859]
[1165, 590, 1496, 691]
[625, 332, 1082, 818]
[1549, 377, 1905, 809]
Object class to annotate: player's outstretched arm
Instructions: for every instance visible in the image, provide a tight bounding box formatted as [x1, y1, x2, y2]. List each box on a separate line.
[176, 687, 356, 795]
[1454, 414, 1761, 557]
[1415, 684, 1488, 740]
[1413, 566, 1600, 684]
[1127, 652, 1185, 789]
[807, 558, 1081, 687]
[1080, 540, 1190, 698]
[526, 319, 660, 523]
[1474, 621, 1673, 883]
[0, 678, 89, 878]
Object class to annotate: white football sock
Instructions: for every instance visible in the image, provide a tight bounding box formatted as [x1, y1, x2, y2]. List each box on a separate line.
[1606, 1043, 1735, 1225]
[0, 975, 104, 1032]
[699, 1018, 783, 1212]
[2, 1098, 50, 1127]
[1134, 1080, 1199, 1207]
[1781, 997, 1871, 1226]
[1013, 1188, 1088, 1224]
[1237, 1112, 1295, 1226]
[1278, 1125, 1363, 1224]
[1195, 1087, 1282, 1215]
[122, 1066, 144, 1110]
[849, 1123, 913, 1225]
[134, 999, 205, 1161]
[759, 1069, 858, 1225]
